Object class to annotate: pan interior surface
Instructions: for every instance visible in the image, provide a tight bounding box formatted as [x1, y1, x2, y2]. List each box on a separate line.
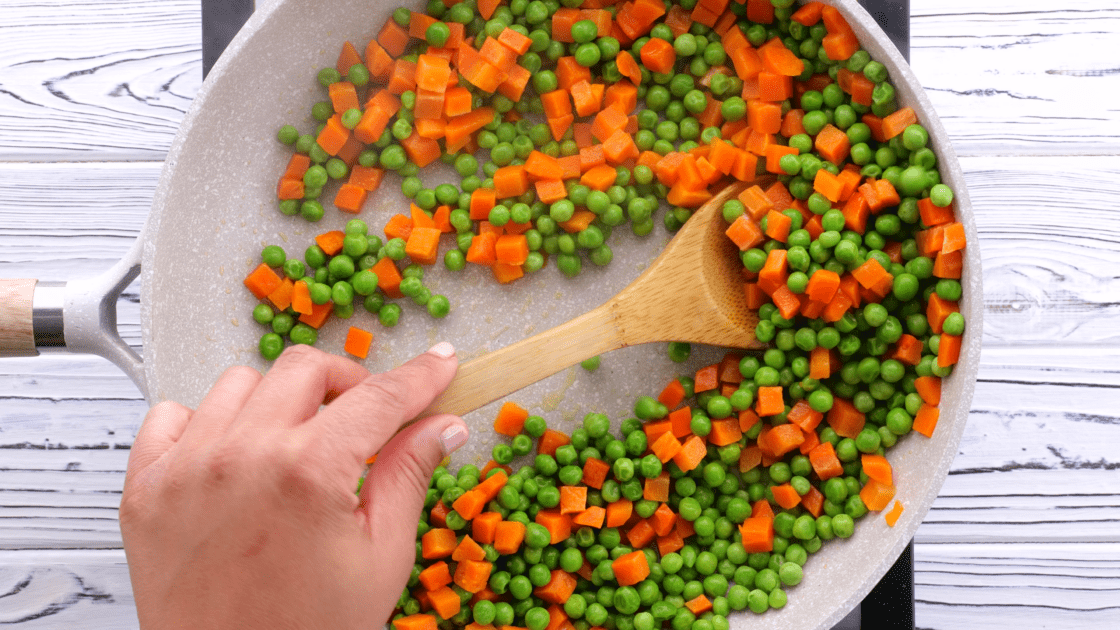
[143, 1, 980, 628]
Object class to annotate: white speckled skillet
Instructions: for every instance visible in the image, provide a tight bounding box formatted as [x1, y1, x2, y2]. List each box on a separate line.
[0, 1, 979, 626]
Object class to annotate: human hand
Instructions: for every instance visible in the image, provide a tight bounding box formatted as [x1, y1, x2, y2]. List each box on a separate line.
[120, 343, 469, 630]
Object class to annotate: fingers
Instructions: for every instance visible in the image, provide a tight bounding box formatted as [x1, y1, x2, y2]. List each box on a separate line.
[176, 365, 263, 448]
[236, 345, 371, 428]
[358, 413, 469, 537]
[125, 400, 192, 490]
[305, 343, 459, 471]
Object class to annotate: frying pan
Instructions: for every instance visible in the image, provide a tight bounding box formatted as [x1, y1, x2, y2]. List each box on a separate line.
[0, 0, 981, 627]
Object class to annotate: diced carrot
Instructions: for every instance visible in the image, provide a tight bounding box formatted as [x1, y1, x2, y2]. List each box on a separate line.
[421, 528, 458, 559]
[823, 29, 859, 62]
[771, 483, 801, 510]
[862, 453, 893, 486]
[926, 293, 960, 334]
[534, 569, 578, 605]
[581, 457, 610, 490]
[471, 512, 503, 545]
[859, 478, 896, 512]
[807, 441, 843, 482]
[685, 595, 713, 615]
[266, 277, 294, 312]
[643, 472, 670, 502]
[602, 128, 640, 165]
[494, 164, 530, 199]
[538, 429, 571, 457]
[243, 263, 282, 299]
[881, 107, 918, 140]
[913, 404, 941, 438]
[672, 435, 707, 472]
[452, 490, 487, 521]
[669, 406, 692, 438]
[938, 333, 962, 368]
[387, 59, 419, 95]
[914, 376, 943, 406]
[755, 385, 785, 417]
[640, 37, 676, 74]
[800, 484, 825, 518]
[418, 561, 453, 591]
[452, 535, 487, 563]
[371, 256, 403, 298]
[453, 559, 493, 593]
[725, 214, 765, 251]
[889, 333, 924, 366]
[427, 586, 462, 619]
[826, 398, 866, 440]
[612, 550, 651, 587]
[884, 500, 905, 527]
[605, 499, 632, 528]
[658, 379, 686, 410]
[298, 300, 333, 328]
[934, 250, 963, 279]
[651, 502, 676, 536]
[343, 326, 374, 359]
[535, 508, 572, 544]
[405, 226, 441, 265]
[657, 530, 685, 556]
[573, 505, 606, 529]
[498, 27, 533, 55]
[739, 516, 774, 552]
[290, 280, 313, 315]
[708, 418, 743, 447]
[494, 234, 529, 265]
[919, 196, 956, 226]
[650, 430, 683, 464]
[494, 520, 527, 555]
[492, 401, 530, 437]
[559, 486, 587, 515]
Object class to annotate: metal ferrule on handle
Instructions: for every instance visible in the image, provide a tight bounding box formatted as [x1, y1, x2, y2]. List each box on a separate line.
[33, 281, 67, 351]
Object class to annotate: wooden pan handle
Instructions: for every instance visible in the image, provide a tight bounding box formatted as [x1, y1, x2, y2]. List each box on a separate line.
[0, 279, 38, 357]
[423, 303, 623, 418]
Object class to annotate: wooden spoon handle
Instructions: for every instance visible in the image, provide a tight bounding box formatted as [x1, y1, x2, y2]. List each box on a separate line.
[423, 302, 623, 418]
[0, 279, 37, 357]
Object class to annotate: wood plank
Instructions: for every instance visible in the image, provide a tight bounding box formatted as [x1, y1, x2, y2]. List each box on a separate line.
[912, 0, 1120, 155]
[3, 1, 1120, 160]
[915, 542, 1120, 627]
[0, 550, 134, 628]
[0, 1, 200, 162]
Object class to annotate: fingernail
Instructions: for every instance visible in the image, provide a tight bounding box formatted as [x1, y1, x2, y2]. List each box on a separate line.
[428, 341, 455, 358]
[440, 424, 469, 456]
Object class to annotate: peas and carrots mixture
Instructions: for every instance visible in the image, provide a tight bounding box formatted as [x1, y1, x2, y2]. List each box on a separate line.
[251, 0, 968, 621]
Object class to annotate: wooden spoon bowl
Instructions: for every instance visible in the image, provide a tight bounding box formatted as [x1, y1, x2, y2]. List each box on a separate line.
[426, 180, 765, 417]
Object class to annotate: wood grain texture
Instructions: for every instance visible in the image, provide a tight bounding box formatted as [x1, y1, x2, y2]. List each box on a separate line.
[0, 1, 200, 161]
[912, 0, 1120, 156]
[0, 279, 37, 356]
[3, 1, 1119, 160]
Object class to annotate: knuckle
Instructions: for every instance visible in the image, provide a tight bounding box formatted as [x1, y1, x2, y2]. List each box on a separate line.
[273, 439, 322, 501]
[200, 441, 242, 490]
[275, 343, 325, 371]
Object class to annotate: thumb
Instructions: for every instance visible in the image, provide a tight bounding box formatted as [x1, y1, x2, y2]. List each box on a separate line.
[359, 414, 469, 541]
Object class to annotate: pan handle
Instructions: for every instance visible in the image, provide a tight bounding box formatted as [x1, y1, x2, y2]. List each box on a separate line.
[0, 238, 149, 399]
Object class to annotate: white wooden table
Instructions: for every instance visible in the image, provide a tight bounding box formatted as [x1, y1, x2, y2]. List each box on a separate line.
[3, 0, 1120, 627]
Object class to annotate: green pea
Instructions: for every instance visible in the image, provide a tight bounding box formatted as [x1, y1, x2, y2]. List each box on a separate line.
[259, 333, 284, 360]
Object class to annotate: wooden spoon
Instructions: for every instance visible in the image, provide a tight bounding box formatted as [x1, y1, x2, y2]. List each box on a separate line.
[425, 180, 764, 417]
